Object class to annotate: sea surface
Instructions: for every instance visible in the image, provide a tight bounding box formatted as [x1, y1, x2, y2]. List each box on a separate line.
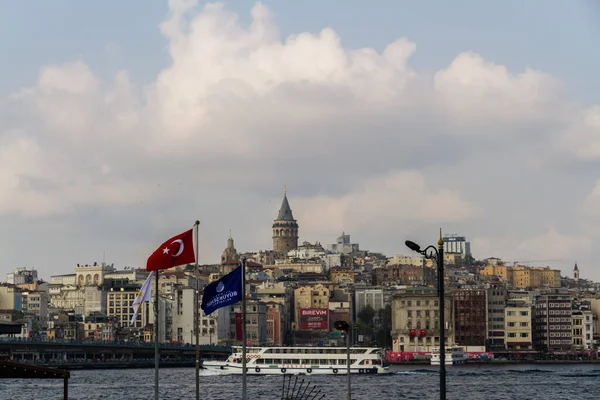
[2, 364, 600, 399]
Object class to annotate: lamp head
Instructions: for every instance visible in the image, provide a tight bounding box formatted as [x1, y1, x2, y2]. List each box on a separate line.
[334, 321, 350, 332]
[405, 240, 421, 252]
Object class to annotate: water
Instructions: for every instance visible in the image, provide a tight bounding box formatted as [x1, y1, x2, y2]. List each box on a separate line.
[2, 364, 600, 399]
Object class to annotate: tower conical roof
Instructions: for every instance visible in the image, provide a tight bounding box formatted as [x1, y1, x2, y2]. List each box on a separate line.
[277, 193, 295, 221]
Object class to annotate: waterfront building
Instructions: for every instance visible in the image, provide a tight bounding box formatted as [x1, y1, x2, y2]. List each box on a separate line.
[572, 309, 594, 350]
[453, 289, 487, 347]
[391, 287, 454, 352]
[487, 283, 507, 350]
[504, 300, 533, 350]
[533, 291, 573, 352]
[229, 300, 267, 345]
[170, 284, 220, 345]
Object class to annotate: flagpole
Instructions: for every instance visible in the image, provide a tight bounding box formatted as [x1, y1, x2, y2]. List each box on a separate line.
[154, 269, 160, 400]
[194, 220, 200, 400]
[241, 257, 247, 400]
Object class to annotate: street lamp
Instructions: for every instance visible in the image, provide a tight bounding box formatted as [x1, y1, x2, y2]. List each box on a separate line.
[334, 320, 351, 400]
[405, 229, 446, 400]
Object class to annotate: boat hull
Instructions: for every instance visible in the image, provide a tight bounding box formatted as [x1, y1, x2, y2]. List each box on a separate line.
[203, 361, 390, 375]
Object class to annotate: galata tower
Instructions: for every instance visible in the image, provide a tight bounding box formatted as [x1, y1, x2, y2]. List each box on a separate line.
[272, 187, 299, 253]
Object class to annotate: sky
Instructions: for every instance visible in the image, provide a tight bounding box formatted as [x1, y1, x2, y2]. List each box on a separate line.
[1, 0, 600, 281]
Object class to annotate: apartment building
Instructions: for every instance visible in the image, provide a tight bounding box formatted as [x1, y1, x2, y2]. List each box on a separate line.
[487, 284, 507, 350]
[533, 292, 573, 352]
[293, 284, 330, 329]
[453, 289, 487, 346]
[391, 287, 454, 352]
[505, 300, 533, 350]
[572, 309, 594, 350]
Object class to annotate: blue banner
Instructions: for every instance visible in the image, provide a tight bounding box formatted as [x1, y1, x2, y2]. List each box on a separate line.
[201, 265, 243, 316]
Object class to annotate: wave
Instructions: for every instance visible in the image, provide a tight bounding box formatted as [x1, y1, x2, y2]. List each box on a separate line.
[199, 369, 227, 376]
[558, 371, 600, 378]
[504, 369, 553, 374]
[394, 369, 437, 375]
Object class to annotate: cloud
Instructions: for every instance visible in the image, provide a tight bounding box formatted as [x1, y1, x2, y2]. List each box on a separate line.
[294, 170, 481, 237]
[557, 106, 600, 160]
[0, 1, 599, 281]
[581, 179, 600, 218]
[516, 227, 590, 263]
[434, 52, 563, 127]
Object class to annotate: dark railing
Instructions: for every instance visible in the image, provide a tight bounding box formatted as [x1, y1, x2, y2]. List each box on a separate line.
[0, 338, 231, 353]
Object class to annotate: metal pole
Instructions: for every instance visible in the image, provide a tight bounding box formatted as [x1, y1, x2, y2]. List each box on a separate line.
[241, 258, 248, 400]
[194, 220, 200, 400]
[437, 230, 446, 400]
[346, 328, 351, 400]
[154, 270, 160, 400]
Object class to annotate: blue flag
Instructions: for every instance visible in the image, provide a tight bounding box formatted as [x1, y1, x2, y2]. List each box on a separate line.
[201, 265, 243, 316]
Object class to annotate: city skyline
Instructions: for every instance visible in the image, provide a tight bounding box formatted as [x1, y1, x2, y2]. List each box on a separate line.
[1, 1, 600, 280]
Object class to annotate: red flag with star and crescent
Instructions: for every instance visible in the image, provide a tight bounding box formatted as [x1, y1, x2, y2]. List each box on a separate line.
[146, 228, 196, 272]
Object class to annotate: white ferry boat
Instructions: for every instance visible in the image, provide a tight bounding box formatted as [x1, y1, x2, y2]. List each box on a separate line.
[430, 346, 468, 366]
[203, 346, 390, 375]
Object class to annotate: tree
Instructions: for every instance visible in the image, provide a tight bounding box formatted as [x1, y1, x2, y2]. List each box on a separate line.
[357, 305, 376, 326]
[374, 305, 392, 349]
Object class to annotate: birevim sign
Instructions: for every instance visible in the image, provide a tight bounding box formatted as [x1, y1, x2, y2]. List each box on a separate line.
[299, 308, 329, 330]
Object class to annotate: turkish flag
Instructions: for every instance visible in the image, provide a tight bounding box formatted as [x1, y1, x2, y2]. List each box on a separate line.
[146, 228, 196, 271]
[420, 329, 427, 338]
[409, 329, 417, 337]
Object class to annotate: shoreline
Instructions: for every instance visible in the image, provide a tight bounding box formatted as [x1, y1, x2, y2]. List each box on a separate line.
[11, 359, 600, 371]
[5, 360, 200, 370]
[389, 359, 600, 365]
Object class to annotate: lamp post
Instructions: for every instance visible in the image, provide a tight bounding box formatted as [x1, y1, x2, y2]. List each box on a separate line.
[334, 321, 351, 400]
[405, 229, 446, 400]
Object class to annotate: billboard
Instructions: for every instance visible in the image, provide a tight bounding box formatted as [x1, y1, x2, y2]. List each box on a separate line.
[299, 308, 329, 330]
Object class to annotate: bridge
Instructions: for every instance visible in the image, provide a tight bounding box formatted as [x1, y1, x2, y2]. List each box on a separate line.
[0, 339, 232, 368]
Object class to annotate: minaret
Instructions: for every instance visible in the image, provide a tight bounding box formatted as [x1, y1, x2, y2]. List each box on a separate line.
[573, 262, 579, 282]
[272, 186, 299, 254]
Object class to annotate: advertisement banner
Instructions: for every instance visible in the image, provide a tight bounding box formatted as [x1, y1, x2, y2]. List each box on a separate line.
[299, 308, 329, 330]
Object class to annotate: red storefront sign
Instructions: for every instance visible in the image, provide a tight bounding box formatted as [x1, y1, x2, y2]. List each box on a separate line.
[299, 308, 329, 330]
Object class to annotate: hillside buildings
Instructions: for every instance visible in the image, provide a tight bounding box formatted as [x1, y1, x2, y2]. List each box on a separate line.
[0, 192, 598, 358]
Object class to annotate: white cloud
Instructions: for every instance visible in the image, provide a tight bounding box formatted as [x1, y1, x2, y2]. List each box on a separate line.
[581, 179, 600, 217]
[294, 170, 481, 237]
[434, 52, 563, 127]
[0, 1, 599, 281]
[516, 227, 590, 262]
[558, 106, 600, 159]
